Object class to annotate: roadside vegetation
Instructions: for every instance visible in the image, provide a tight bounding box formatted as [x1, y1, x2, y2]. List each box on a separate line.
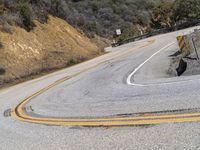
[151, 0, 200, 28]
[0, 0, 200, 39]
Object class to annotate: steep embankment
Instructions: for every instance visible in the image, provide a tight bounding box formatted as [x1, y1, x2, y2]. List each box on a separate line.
[0, 16, 103, 86]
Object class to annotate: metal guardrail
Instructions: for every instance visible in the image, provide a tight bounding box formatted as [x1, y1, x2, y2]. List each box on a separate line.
[170, 29, 200, 76]
[112, 19, 200, 47]
[176, 30, 200, 58]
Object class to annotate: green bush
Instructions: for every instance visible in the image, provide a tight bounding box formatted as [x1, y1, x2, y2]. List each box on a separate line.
[151, 1, 174, 29]
[18, 2, 31, 19]
[17, 1, 34, 31]
[118, 26, 140, 41]
[173, 0, 200, 21]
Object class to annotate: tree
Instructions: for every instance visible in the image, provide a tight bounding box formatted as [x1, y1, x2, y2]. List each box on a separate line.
[173, 0, 200, 21]
[17, 1, 34, 31]
[151, 1, 174, 29]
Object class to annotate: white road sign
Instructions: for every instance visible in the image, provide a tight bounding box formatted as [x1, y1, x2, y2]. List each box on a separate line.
[116, 29, 121, 35]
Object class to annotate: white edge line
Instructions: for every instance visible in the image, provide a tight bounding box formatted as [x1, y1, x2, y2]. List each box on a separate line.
[127, 42, 176, 87]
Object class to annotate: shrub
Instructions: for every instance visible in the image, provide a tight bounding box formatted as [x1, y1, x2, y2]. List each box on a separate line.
[0, 41, 3, 48]
[0, 68, 5, 75]
[1, 23, 12, 34]
[118, 26, 139, 41]
[173, 0, 200, 21]
[17, 2, 34, 31]
[0, 0, 182, 38]
[151, 1, 174, 28]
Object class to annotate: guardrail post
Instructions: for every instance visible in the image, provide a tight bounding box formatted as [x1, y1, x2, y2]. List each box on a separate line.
[191, 36, 200, 60]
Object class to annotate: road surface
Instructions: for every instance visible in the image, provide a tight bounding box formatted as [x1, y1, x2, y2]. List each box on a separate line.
[1, 27, 200, 150]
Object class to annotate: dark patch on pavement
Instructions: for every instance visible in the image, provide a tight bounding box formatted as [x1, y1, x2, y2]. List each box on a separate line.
[23, 106, 34, 113]
[116, 107, 200, 117]
[3, 109, 12, 117]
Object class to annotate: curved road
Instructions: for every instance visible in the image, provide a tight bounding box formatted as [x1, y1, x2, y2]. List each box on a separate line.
[1, 27, 200, 149]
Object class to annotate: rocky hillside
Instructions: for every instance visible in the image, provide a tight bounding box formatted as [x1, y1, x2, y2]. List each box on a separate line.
[0, 15, 103, 86]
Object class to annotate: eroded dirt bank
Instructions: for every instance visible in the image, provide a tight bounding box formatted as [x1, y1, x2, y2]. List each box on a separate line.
[0, 16, 109, 87]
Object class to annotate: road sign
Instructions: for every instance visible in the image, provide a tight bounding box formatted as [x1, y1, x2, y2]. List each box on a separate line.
[177, 36, 186, 52]
[116, 29, 121, 35]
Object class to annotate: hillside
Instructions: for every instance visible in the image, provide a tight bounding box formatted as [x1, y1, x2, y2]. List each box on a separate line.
[0, 15, 102, 86]
[1, 0, 197, 39]
[1, 0, 199, 38]
[0, 0, 163, 38]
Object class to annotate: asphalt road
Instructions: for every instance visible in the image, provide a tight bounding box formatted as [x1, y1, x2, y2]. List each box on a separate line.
[1, 27, 200, 150]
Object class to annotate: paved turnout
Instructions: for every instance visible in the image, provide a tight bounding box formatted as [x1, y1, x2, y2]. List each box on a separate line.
[1, 27, 200, 149]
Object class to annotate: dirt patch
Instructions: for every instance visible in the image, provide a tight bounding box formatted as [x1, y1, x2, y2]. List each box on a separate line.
[0, 15, 105, 88]
[90, 35, 111, 52]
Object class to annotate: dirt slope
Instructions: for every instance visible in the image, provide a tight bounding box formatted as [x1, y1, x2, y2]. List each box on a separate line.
[0, 16, 101, 86]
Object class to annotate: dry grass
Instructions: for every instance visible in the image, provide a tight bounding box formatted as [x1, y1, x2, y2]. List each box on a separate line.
[0, 15, 102, 86]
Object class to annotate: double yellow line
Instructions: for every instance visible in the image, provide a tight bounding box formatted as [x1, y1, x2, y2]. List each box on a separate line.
[11, 40, 200, 127]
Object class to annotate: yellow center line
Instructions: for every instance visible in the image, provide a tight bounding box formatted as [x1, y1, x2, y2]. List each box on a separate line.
[12, 40, 200, 127]
[12, 113, 200, 126]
